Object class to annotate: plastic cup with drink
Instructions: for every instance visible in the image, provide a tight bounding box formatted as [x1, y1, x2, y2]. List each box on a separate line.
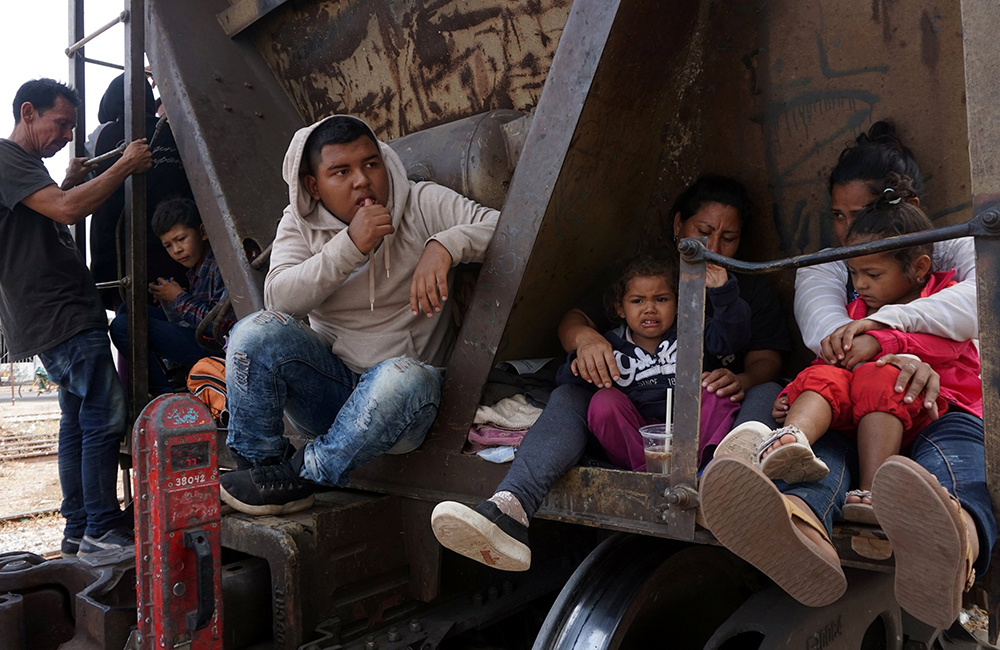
[640, 423, 673, 475]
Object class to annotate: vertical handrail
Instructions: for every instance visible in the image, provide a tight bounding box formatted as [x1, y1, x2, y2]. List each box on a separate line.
[666, 240, 707, 539]
[124, 0, 147, 502]
[960, 0, 1000, 643]
[68, 0, 87, 255]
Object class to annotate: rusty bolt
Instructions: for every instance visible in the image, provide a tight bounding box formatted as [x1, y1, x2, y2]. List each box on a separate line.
[666, 485, 700, 510]
[387, 628, 400, 642]
[409, 619, 422, 632]
[982, 209, 1000, 234]
[364, 636, 376, 650]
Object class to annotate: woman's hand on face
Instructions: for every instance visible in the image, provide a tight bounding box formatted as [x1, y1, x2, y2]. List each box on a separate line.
[772, 394, 789, 425]
[572, 330, 620, 388]
[704, 264, 728, 289]
[820, 319, 886, 365]
[875, 354, 942, 420]
[701, 368, 744, 402]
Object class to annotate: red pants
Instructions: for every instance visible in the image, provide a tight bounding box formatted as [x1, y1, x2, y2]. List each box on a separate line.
[780, 363, 948, 447]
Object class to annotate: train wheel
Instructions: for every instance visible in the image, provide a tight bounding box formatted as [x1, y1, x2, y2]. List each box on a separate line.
[533, 534, 764, 650]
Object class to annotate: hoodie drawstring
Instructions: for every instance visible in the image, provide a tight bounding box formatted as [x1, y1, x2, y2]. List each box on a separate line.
[368, 238, 392, 311]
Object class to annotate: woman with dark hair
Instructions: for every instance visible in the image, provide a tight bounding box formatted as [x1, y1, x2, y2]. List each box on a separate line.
[793, 121, 976, 362]
[429, 174, 791, 572]
[698, 127, 992, 631]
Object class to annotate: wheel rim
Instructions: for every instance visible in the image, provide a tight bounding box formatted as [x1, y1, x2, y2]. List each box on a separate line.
[533, 534, 761, 650]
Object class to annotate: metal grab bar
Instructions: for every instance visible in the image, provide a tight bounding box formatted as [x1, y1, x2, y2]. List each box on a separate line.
[84, 115, 168, 166]
[96, 278, 130, 290]
[65, 10, 129, 56]
[679, 209, 1000, 274]
[664, 208, 1000, 541]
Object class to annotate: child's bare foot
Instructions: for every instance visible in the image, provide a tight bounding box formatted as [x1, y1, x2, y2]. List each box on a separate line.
[843, 489, 878, 524]
[757, 426, 830, 484]
[846, 492, 872, 506]
[759, 432, 799, 459]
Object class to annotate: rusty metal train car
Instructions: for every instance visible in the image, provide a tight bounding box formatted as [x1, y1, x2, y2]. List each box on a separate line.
[2, 0, 1000, 648]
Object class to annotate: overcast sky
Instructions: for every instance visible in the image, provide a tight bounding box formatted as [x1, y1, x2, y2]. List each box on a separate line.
[0, 0, 129, 179]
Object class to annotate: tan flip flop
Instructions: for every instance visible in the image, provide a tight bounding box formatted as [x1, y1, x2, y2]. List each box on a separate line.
[872, 456, 975, 629]
[714, 420, 773, 463]
[758, 425, 830, 484]
[700, 456, 847, 607]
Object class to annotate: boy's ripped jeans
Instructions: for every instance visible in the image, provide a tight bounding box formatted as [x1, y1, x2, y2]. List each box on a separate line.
[225, 311, 442, 487]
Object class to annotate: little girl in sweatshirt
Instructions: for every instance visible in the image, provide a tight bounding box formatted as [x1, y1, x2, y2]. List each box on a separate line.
[557, 254, 754, 471]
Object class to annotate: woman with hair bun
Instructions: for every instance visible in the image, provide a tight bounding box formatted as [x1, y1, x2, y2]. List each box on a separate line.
[698, 128, 993, 632]
[793, 120, 977, 362]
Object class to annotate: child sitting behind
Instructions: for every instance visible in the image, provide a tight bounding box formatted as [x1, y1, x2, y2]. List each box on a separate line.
[557, 254, 753, 471]
[110, 197, 234, 393]
[749, 179, 981, 521]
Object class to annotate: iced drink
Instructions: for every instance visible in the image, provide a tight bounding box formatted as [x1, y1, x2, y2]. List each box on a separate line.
[639, 424, 673, 476]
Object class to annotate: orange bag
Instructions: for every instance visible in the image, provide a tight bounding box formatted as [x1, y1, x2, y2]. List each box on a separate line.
[187, 356, 228, 426]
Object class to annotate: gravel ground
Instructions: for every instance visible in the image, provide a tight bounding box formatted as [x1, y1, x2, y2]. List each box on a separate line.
[0, 396, 114, 556]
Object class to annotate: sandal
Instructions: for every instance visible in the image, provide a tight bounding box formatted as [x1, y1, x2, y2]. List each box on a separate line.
[872, 456, 975, 629]
[842, 489, 878, 525]
[714, 421, 773, 463]
[700, 456, 847, 607]
[758, 426, 830, 484]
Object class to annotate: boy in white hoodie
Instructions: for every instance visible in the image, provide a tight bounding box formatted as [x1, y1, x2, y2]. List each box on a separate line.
[220, 116, 499, 515]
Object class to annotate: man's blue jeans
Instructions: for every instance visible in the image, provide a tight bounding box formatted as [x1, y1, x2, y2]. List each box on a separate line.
[225, 311, 442, 487]
[38, 328, 127, 538]
[780, 411, 997, 573]
[110, 305, 210, 394]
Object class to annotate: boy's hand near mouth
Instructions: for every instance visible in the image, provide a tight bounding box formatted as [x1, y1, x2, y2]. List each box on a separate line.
[348, 197, 394, 254]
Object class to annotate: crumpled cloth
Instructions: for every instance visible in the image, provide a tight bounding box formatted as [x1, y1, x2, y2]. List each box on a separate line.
[476, 446, 516, 463]
[472, 394, 543, 430]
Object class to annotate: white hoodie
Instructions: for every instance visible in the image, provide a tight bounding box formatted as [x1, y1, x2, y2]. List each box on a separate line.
[264, 116, 499, 373]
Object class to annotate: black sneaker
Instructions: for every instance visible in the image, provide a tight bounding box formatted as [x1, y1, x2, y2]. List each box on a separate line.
[220, 447, 317, 515]
[60, 536, 81, 558]
[225, 440, 296, 470]
[78, 528, 134, 555]
[431, 501, 531, 571]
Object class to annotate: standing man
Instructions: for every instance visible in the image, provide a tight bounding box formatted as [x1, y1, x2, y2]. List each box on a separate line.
[0, 79, 151, 556]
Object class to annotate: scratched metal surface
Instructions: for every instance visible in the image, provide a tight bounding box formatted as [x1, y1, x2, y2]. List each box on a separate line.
[150, 0, 978, 537]
[493, 0, 972, 364]
[247, 0, 571, 139]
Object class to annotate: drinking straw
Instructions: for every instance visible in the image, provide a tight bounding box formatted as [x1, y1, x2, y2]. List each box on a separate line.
[664, 387, 673, 433]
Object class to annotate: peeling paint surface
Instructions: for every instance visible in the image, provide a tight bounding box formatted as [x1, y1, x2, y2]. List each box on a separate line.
[252, 0, 570, 139]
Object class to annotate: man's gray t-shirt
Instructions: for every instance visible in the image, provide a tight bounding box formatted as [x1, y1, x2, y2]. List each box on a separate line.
[0, 139, 108, 359]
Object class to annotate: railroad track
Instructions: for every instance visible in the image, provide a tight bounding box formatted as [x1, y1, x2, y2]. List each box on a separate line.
[0, 430, 59, 460]
[0, 506, 61, 527]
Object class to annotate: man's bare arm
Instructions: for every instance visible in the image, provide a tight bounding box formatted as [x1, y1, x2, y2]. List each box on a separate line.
[21, 139, 151, 225]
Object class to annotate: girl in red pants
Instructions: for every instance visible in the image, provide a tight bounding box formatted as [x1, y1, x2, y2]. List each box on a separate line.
[722, 178, 981, 522]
